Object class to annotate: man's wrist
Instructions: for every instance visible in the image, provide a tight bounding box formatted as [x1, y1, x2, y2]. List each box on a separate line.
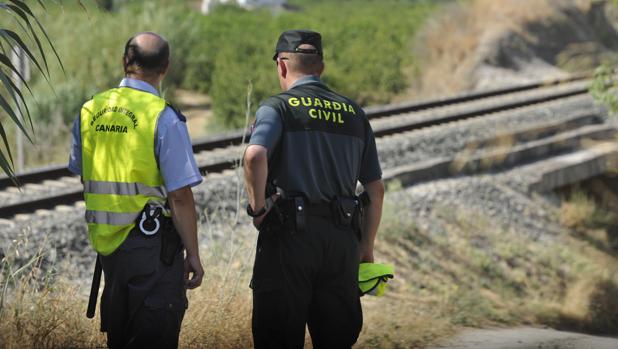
[247, 203, 266, 217]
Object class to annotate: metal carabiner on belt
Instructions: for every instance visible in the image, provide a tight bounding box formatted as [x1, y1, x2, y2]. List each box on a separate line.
[138, 206, 163, 236]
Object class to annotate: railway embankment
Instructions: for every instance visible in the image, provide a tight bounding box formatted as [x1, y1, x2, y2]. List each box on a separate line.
[2, 82, 618, 347]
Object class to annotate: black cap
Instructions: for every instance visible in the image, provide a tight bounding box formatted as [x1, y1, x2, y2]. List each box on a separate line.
[272, 29, 322, 61]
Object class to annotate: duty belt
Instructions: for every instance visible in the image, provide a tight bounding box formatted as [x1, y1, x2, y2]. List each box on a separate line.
[272, 197, 330, 233]
[276, 197, 333, 217]
[272, 195, 362, 236]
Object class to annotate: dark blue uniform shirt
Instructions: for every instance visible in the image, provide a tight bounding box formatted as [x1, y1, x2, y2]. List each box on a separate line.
[249, 75, 382, 202]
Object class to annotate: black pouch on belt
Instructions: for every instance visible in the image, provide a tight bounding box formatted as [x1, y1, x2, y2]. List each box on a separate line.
[352, 192, 371, 241]
[331, 196, 358, 229]
[160, 217, 182, 266]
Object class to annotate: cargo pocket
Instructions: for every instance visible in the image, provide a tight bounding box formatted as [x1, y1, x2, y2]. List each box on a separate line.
[250, 227, 283, 292]
[127, 295, 186, 348]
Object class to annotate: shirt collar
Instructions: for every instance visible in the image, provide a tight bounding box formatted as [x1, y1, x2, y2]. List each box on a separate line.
[290, 75, 322, 89]
[119, 78, 160, 96]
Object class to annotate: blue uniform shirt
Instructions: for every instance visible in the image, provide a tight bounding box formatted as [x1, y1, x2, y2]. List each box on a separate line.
[68, 78, 203, 192]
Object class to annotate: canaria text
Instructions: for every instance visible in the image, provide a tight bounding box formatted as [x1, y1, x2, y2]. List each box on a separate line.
[95, 124, 129, 133]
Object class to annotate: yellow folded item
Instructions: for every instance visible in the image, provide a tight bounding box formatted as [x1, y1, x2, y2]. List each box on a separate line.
[358, 262, 394, 297]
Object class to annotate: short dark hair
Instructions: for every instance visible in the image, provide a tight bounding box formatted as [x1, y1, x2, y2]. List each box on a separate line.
[123, 32, 169, 76]
[280, 44, 323, 75]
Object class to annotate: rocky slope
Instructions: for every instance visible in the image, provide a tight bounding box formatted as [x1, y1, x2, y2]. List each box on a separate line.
[412, 0, 618, 99]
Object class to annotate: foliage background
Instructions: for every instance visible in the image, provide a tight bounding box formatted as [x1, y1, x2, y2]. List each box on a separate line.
[32, 0, 435, 124]
[0, 0, 438, 167]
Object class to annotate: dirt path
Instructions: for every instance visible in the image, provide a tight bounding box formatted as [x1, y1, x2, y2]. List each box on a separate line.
[174, 89, 213, 138]
[428, 327, 618, 349]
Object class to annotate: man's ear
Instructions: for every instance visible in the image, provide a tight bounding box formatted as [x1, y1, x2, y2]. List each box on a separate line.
[161, 62, 170, 78]
[278, 59, 288, 79]
[316, 61, 325, 76]
[122, 56, 128, 74]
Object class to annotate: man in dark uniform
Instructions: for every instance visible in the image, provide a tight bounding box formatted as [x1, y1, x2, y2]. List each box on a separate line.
[243, 29, 385, 348]
[68, 32, 204, 348]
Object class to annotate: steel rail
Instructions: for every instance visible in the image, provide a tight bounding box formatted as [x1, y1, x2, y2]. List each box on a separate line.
[0, 74, 588, 190]
[0, 77, 591, 218]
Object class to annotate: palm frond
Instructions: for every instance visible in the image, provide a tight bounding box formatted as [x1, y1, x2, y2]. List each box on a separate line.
[0, 1, 64, 184]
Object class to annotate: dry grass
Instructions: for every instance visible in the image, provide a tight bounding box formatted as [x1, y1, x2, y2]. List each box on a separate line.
[410, 0, 593, 99]
[0, 238, 106, 348]
[179, 218, 255, 348]
[537, 184, 618, 334]
[560, 189, 598, 228]
[0, 217, 256, 349]
[2, 187, 618, 348]
[357, 191, 618, 348]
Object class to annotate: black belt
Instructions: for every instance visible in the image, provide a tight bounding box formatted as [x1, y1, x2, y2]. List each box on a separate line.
[305, 203, 333, 217]
[265, 187, 367, 240]
[276, 198, 333, 217]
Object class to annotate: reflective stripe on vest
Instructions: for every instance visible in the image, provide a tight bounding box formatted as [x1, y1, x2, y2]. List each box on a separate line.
[84, 180, 167, 198]
[80, 87, 167, 256]
[85, 210, 138, 225]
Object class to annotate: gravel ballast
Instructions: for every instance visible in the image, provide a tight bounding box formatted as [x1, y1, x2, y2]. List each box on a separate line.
[0, 95, 605, 280]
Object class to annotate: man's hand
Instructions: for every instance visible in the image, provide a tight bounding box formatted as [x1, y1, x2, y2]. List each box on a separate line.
[358, 179, 384, 263]
[251, 193, 280, 228]
[359, 244, 375, 263]
[253, 214, 267, 229]
[168, 186, 203, 289]
[184, 253, 204, 289]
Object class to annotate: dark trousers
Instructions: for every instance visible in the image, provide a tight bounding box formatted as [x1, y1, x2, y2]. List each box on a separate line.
[251, 213, 363, 349]
[99, 228, 187, 349]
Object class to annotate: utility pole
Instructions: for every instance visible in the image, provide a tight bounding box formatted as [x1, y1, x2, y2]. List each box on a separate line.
[10, 46, 30, 173]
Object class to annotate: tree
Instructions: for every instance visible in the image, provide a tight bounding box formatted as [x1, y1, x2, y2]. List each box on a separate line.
[0, 0, 62, 184]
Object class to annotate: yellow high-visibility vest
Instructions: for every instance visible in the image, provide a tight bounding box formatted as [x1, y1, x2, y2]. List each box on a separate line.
[80, 87, 167, 255]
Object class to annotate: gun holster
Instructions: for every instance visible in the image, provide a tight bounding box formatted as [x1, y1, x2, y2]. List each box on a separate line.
[159, 217, 182, 266]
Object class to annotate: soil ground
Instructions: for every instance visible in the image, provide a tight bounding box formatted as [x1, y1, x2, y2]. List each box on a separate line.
[174, 88, 213, 138]
[429, 327, 618, 349]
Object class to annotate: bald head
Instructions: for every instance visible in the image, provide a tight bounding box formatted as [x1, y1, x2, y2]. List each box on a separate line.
[123, 32, 170, 78]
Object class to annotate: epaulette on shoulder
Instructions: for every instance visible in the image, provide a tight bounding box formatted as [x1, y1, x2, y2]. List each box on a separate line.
[166, 102, 187, 122]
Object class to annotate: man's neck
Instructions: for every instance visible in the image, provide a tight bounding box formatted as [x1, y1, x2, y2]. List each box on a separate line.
[285, 74, 316, 91]
[125, 74, 160, 91]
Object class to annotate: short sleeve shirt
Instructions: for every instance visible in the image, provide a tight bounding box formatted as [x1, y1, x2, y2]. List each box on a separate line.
[249, 75, 382, 201]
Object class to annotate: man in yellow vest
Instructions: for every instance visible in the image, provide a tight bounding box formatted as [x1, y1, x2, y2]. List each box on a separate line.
[68, 32, 204, 348]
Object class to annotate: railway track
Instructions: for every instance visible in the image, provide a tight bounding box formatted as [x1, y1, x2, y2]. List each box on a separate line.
[0, 75, 598, 218]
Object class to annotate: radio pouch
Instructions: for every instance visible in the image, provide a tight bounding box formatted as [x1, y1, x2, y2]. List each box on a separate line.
[331, 196, 358, 229]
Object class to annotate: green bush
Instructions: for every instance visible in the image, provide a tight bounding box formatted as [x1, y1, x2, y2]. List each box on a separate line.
[204, 1, 436, 127]
[23, 0, 438, 133]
